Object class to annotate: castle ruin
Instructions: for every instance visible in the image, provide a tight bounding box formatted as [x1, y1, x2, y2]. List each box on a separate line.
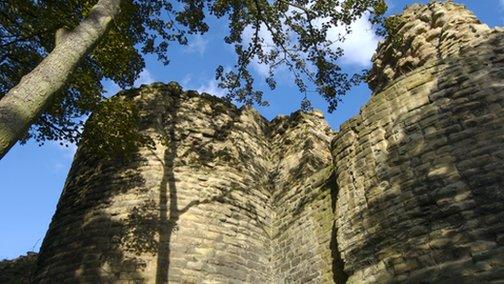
[6, 2, 504, 283]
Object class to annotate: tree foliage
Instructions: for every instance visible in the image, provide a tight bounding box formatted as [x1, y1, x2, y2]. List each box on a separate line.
[0, 0, 386, 147]
[80, 94, 153, 160]
[215, 0, 387, 111]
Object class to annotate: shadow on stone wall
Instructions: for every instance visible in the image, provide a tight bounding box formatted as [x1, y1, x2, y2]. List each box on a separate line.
[35, 91, 269, 282]
[35, 145, 150, 281]
[153, 94, 269, 282]
[328, 172, 349, 284]
[153, 92, 179, 283]
[0, 252, 37, 283]
[152, 94, 246, 282]
[343, 34, 504, 282]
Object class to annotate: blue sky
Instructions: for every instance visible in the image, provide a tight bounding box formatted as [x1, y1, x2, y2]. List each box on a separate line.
[0, 0, 502, 260]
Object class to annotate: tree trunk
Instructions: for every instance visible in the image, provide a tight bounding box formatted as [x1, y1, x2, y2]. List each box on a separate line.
[0, 0, 121, 160]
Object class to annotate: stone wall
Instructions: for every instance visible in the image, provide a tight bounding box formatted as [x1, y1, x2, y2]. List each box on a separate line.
[34, 84, 337, 283]
[334, 2, 504, 282]
[268, 113, 335, 283]
[0, 252, 37, 283]
[368, 2, 491, 92]
[32, 2, 504, 283]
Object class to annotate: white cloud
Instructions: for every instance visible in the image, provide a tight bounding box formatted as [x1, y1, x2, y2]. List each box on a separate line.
[500, 0, 504, 23]
[326, 14, 381, 67]
[197, 80, 226, 97]
[103, 69, 156, 98]
[252, 60, 270, 78]
[181, 74, 193, 87]
[241, 11, 380, 78]
[386, 0, 394, 11]
[185, 35, 209, 56]
[242, 24, 275, 78]
[134, 69, 156, 87]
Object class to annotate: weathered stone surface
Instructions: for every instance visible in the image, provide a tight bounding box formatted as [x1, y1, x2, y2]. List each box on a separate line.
[31, 2, 504, 283]
[368, 2, 492, 92]
[334, 4, 504, 282]
[34, 85, 335, 283]
[0, 252, 37, 283]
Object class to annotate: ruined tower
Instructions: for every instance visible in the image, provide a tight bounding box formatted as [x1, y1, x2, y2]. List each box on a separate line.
[333, 2, 504, 282]
[32, 2, 504, 283]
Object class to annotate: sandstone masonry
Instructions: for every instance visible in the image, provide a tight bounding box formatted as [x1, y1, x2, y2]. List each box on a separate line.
[34, 86, 337, 283]
[32, 2, 504, 283]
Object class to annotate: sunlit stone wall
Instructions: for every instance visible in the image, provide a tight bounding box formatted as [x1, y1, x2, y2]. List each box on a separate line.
[33, 2, 504, 283]
[333, 2, 504, 282]
[34, 84, 337, 283]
